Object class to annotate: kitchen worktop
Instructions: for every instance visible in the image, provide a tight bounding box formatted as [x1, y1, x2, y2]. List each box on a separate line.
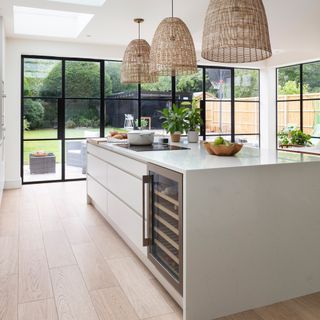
[87, 139, 320, 173]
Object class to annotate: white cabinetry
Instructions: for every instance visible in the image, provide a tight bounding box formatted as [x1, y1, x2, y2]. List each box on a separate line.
[87, 144, 147, 254]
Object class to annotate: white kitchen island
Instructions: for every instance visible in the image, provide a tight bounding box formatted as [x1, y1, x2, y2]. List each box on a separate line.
[87, 140, 320, 320]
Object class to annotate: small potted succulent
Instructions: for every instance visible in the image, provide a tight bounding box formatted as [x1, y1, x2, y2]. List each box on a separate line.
[160, 104, 188, 142]
[184, 101, 203, 143]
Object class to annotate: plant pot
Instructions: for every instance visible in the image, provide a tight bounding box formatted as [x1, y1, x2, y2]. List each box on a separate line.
[187, 131, 199, 143]
[171, 132, 181, 143]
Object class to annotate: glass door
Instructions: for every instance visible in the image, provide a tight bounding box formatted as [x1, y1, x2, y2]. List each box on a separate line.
[64, 60, 102, 180]
[22, 58, 63, 183]
[22, 57, 103, 183]
[146, 164, 183, 294]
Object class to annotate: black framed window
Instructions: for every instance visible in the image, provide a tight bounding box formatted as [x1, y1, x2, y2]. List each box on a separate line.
[276, 61, 320, 154]
[22, 55, 261, 184]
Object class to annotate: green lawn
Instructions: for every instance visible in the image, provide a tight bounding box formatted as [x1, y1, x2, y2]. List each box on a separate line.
[23, 127, 126, 165]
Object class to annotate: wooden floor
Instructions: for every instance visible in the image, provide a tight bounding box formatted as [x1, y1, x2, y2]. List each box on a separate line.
[0, 181, 320, 320]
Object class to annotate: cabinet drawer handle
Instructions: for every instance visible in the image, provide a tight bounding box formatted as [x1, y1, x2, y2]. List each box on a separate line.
[142, 175, 152, 247]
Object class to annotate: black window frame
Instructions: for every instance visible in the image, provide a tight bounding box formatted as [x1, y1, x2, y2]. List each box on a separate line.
[276, 61, 320, 154]
[21, 55, 261, 184]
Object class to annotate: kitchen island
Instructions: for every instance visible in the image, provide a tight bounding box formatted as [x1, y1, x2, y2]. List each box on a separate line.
[86, 140, 320, 320]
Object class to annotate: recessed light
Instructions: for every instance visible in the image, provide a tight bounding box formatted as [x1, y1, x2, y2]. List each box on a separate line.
[49, 0, 106, 6]
[13, 6, 94, 38]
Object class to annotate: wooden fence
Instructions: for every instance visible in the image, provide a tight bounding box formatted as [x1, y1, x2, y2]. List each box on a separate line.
[277, 93, 320, 135]
[193, 93, 259, 134]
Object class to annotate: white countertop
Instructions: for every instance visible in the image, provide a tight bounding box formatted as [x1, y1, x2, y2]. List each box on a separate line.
[88, 140, 320, 173]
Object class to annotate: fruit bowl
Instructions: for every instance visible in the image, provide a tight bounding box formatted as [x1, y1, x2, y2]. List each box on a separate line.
[203, 142, 243, 156]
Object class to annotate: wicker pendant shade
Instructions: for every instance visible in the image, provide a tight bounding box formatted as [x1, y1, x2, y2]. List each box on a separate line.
[121, 19, 157, 84]
[150, 0, 197, 77]
[202, 0, 272, 63]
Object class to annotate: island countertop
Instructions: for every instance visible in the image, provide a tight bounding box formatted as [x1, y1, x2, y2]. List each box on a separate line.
[87, 139, 320, 173]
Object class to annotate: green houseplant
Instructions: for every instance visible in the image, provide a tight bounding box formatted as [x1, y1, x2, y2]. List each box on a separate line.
[279, 127, 312, 147]
[184, 101, 203, 143]
[160, 104, 188, 142]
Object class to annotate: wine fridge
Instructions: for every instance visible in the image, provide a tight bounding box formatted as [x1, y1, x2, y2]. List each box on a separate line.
[143, 164, 183, 294]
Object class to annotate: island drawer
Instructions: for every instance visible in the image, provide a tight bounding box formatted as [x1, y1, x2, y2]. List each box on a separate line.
[108, 165, 142, 215]
[87, 175, 108, 217]
[87, 154, 108, 187]
[108, 192, 146, 255]
[87, 144, 147, 178]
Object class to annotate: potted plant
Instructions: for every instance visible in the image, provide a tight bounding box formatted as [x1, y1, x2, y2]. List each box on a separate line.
[279, 127, 312, 147]
[184, 101, 203, 143]
[134, 118, 149, 130]
[160, 104, 188, 142]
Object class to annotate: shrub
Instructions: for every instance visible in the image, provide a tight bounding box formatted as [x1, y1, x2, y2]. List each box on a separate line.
[24, 118, 30, 131]
[65, 119, 77, 129]
[24, 100, 45, 129]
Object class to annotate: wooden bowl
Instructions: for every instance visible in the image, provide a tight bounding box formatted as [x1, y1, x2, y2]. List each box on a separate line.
[203, 142, 243, 156]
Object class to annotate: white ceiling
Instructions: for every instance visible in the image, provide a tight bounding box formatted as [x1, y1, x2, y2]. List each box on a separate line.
[1, 0, 320, 65]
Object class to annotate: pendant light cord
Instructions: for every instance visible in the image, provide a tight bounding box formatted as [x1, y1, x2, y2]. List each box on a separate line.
[170, 0, 174, 40]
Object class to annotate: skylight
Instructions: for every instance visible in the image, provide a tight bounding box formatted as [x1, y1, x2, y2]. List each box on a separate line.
[13, 6, 94, 38]
[49, 0, 106, 6]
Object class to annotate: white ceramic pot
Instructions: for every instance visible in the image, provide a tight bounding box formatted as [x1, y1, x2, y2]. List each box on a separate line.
[127, 130, 155, 145]
[187, 131, 199, 143]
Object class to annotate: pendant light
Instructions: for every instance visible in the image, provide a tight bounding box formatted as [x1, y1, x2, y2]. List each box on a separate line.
[121, 18, 157, 84]
[202, 0, 272, 63]
[150, 0, 197, 77]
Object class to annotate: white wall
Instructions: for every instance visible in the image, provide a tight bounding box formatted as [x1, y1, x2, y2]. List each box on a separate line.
[0, 17, 5, 195]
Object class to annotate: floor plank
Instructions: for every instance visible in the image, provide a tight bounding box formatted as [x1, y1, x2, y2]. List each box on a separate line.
[18, 249, 53, 303]
[108, 257, 173, 319]
[220, 310, 263, 320]
[62, 218, 91, 245]
[72, 243, 118, 291]
[91, 287, 139, 320]
[0, 236, 18, 276]
[18, 299, 58, 320]
[146, 313, 182, 320]
[43, 231, 77, 268]
[0, 215, 19, 237]
[0, 274, 18, 320]
[86, 225, 132, 259]
[50, 265, 99, 320]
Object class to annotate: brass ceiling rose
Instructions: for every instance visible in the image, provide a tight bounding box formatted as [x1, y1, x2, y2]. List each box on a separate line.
[201, 0, 272, 63]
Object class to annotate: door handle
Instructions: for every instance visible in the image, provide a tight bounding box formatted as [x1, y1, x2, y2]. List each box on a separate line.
[142, 175, 152, 247]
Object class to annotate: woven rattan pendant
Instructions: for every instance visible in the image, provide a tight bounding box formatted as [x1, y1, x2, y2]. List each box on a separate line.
[150, 0, 197, 77]
[121, 18, 157, 84]
[202, 0, 272, 63]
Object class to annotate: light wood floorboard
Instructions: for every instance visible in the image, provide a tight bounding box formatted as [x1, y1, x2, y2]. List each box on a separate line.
[50, 265, 99, 320]
[0, 236, 18, 276]
[62, 218, 91, 245]
[108, 257, 173, 319]
[2, 182, 320, 320]
[18, 249, 53, 303]
[72, 242, 118, 291]
[43, 231, 77, 268]
[18, 299, 58, 320]
[0, 274, 18, 320]
[91, 287, 139, 320]
[86, 225, 133, 259]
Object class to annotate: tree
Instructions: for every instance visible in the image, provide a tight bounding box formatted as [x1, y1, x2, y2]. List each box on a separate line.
[24, 100, 45, 129]
[105, 62, 135, 95]
[141, 76, 171, 92]
[176, 73, 203, 93]
[234, 69, 259, 98]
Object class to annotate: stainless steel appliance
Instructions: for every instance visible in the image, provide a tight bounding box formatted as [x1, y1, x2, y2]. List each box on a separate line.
[143, 164, 183, 294]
